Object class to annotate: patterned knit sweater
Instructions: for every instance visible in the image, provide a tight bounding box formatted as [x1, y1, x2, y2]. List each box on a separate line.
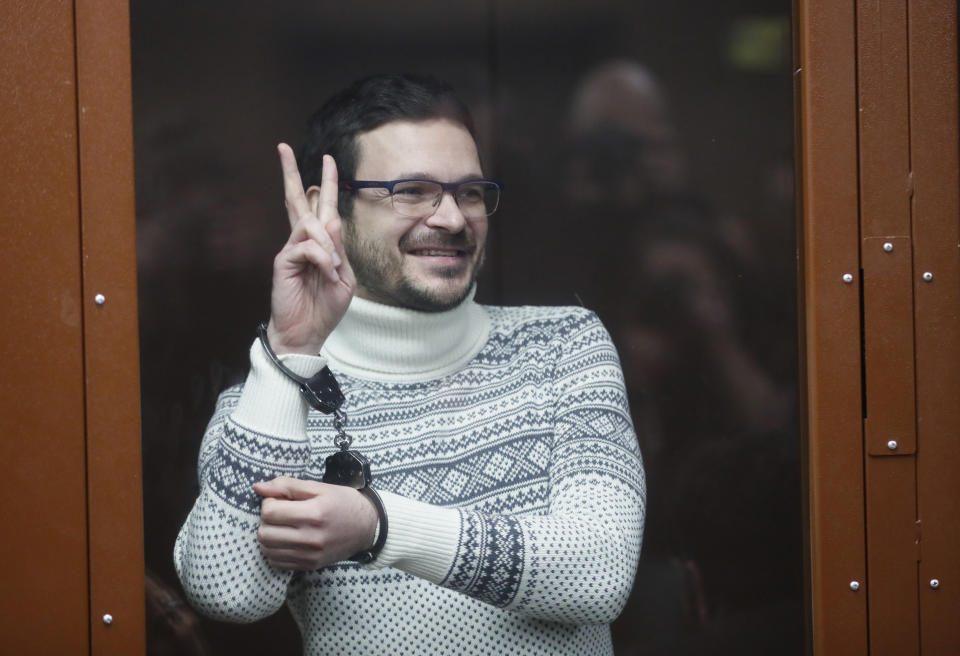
[175, 292, 646, 655]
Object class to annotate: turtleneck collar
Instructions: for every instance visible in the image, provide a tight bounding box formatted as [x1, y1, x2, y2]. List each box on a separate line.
[320, 286, 491, 382]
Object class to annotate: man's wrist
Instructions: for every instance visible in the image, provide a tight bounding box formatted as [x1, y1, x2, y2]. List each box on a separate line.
[257, 323, 346, 414]
[232, 339, 327, 437]
[349, 487, 388, 564]
[266, 320, 326, 356]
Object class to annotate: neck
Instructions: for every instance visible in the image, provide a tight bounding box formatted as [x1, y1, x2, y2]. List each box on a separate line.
[321, 287, 491, 382]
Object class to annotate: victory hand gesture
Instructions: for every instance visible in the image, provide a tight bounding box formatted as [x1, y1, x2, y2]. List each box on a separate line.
[267, 144, 355, 355]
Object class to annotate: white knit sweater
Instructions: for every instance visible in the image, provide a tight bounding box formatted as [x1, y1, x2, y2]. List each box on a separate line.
[175, 292, 645, 655]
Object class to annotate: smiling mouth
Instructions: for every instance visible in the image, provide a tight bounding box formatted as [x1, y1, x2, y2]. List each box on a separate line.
[408, 248, 469, 257]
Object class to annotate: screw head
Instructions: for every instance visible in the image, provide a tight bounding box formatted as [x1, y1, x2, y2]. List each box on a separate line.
[842, 273, 854, 283]
[922, 272, 934, 282]
[887, 440, 898, 451]
[94, 294, 106, 306]
[102, 614, 113, 625]
[849, 581, 860, 591]
[930, 579, 940, 589]
[883, 242, 894, 252]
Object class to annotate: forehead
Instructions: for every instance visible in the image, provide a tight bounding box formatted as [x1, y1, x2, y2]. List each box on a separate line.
[354, 118, 482, 180]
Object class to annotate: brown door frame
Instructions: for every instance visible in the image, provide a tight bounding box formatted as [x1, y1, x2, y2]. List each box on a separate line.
[1, 1, 92, 651]
[909, 3, 960, 653]
[0, 0, 144, 654]
[797, 0, 960, 653]
[76, 0, 146, 653]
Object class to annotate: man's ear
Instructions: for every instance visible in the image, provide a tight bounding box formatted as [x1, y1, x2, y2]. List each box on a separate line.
[305, 185, 322, 215]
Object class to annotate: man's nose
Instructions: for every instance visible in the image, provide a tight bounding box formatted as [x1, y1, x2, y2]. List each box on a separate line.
[424, 191, 467, 232]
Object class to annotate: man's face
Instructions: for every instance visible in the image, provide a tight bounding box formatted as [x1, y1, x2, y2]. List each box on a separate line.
[343, 118, 488, 312]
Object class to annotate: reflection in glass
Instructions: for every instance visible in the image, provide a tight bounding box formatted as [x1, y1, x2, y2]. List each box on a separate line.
[133, 2, 800, 654]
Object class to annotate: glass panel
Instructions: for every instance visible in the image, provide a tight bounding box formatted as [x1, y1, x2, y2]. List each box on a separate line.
[133, 2, 799, 654]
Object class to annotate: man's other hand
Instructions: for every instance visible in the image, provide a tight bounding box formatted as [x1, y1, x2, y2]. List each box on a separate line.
[253, 476, 377, 570]
[267, 145, 355, 355]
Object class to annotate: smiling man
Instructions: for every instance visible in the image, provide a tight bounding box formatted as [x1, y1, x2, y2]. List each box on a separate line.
[175, 74, 645, 656]
[338, 117, 489, 311]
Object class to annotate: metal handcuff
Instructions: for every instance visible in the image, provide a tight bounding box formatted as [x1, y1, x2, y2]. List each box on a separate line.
[257, 322, 387, 563]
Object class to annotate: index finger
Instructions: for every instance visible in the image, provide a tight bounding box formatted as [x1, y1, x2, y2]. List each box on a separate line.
[316, 154, 340, 226]
[255, 476, 324, 501]
[277, 143, 310, 229]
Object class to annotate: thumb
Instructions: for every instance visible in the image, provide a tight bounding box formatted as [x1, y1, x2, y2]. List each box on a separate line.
[253, 476, 324, 500]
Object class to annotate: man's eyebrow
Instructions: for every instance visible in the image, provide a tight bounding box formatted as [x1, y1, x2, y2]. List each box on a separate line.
[394, 172, 485, 182]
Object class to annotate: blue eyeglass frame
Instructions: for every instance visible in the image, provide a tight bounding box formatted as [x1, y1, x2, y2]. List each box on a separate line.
[340, 178, 504, 215]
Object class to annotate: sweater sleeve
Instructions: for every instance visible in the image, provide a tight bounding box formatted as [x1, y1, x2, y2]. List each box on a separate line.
[369, 311, 646, 624]
[173, 340, 326, 622]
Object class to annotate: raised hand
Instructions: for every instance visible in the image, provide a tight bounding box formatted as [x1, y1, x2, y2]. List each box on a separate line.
[267, 144, 355, 355]
[254, 477, 378, 570]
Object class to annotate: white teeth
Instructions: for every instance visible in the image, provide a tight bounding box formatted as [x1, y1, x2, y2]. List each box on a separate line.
[415, 250, 459, 256]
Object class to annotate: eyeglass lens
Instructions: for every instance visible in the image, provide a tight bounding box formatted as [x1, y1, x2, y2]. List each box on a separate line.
[391, 181, 500, 217]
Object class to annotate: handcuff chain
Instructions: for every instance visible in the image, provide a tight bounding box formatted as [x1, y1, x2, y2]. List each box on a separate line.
[333, 408, 352, 450]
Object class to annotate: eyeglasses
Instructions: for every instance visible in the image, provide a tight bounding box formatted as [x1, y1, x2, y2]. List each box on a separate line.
[341, 178, 502, 218]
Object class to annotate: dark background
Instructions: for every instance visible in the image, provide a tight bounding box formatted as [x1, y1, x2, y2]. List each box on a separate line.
[132, 1, 801, 654]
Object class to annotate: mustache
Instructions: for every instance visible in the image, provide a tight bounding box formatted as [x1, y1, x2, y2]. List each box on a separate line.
[400, 231, 476, 252]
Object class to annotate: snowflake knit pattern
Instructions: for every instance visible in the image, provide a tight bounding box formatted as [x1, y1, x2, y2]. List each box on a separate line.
[175, 299, 645, 656]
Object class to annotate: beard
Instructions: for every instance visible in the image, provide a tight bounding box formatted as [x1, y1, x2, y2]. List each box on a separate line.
[342, 223, 485, 312]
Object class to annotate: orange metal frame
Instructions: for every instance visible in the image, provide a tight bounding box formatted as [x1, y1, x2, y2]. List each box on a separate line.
[76, 0, 146, 653]
[0, 0, 144, 654]
[909, 1, 960, 652]
[796, 0, 868, 651]
[798, 0, 959, 653]
[1, 1, 91, 651]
